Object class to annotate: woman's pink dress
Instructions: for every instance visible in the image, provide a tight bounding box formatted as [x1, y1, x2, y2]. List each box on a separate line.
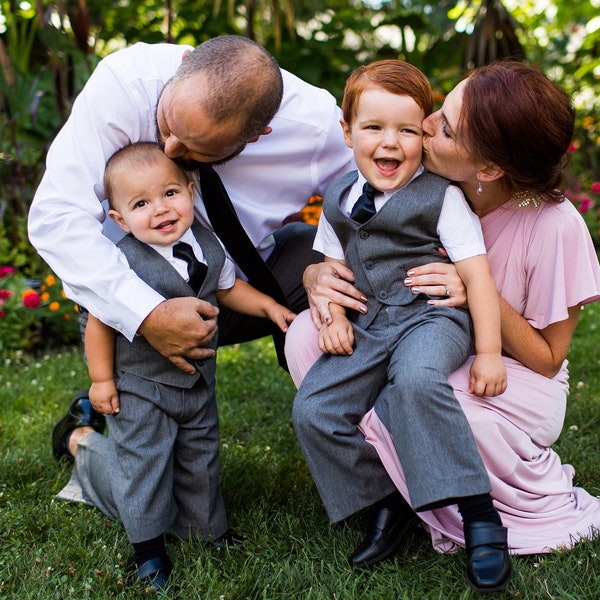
[285, 198, 600, 555]
[360, 199, 600, 554]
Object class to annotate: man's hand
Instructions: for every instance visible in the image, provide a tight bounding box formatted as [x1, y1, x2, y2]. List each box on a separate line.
[303, 262, 368, 328]
[138, 297, 219, 374]
[404, 262, 467, 307]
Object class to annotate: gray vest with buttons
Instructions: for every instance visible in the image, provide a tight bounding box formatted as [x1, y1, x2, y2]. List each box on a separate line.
[114, 223, 225, 388]
[323, 170, 452, 328]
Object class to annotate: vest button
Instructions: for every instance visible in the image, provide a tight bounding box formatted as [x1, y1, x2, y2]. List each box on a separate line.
[359, 231, 369, 239]
[365, 261, 374, 270]
[378, 291, 388, 299]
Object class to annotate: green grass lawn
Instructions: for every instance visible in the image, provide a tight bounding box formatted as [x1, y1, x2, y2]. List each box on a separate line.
[1, 304, 599, 599]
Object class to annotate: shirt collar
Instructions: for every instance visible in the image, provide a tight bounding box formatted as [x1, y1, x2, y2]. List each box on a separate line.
[148, 227, 196, 260]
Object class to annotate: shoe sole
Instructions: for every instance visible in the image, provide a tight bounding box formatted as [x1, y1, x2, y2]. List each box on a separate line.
[467, 562, 514, 594]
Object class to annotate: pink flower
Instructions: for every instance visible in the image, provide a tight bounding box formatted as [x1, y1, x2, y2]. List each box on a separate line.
[568, 143, 578, 153]
[0, 266, 15, 279]
[577, 195, 594, 213]
[0, 309, 5, 318]
[22, 289, 41, 308]
[591, 181, 600, 194]
[0, 289, 14, 300]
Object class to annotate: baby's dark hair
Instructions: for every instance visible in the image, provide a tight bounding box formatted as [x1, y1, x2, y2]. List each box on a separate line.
[104, 142, 189, 206]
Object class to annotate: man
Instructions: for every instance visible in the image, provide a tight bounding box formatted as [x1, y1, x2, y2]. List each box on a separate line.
[29, 35, 353, 374]
[33, 36, 356, 589]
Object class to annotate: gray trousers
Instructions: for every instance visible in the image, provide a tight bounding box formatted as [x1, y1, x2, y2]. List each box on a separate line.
[292, 300, 491, 522]
[59, 373, 228, 544]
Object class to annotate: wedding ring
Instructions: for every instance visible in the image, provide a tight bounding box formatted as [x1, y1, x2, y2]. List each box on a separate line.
[444, 286, 452, 297]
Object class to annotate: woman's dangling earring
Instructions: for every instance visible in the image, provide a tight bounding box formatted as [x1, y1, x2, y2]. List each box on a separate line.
[477, 179, 483, 195]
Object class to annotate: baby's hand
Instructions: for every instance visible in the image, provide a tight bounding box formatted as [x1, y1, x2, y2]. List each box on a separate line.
[89, 380, 120, 414]
[468, 353, 507, 397]
[265, 302, 296, 332]
[318, 315, 354, 355]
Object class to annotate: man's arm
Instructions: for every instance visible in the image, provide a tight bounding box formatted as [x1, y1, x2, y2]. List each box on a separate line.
[28, 43, 188, 341]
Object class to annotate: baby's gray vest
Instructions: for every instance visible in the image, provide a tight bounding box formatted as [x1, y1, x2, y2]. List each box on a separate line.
[114, 223, 225, 388]
[323, 170, 452, 328]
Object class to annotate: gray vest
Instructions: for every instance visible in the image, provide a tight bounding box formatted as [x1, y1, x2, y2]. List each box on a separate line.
[323, 170, 452, 328]
[114, 223, 225, 388]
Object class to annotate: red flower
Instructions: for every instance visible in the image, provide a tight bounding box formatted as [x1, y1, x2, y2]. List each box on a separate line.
[0, 289, 14, 300]
[0, 266, 15, 279]
[591, 181, 600, 194]
[22, 289, 41, 308]
[578, 196, 595, 213]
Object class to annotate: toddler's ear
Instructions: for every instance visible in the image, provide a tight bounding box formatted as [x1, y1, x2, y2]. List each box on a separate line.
[340, 119, 353, 149]
[108, 209, 130, 233]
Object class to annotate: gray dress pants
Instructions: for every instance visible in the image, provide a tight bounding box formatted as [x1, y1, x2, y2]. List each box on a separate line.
[293, 301, 491, 522]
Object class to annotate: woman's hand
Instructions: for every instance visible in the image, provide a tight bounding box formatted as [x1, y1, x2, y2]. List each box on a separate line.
[303, 262, 368, 328]
[404, 261, 467, 307]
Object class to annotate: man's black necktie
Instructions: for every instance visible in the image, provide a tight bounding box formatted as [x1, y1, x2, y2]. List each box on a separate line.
[173, 241, 207, 295]
[350, 182, 379, 224]
[197, 164, 289, 368]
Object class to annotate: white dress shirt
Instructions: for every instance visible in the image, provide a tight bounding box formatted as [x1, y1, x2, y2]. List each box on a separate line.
[315, 167, 486, 261]
[28, 42, 354, 340]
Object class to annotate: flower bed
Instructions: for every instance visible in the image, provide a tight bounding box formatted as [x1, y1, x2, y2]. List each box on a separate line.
[0, 267, 80, 355]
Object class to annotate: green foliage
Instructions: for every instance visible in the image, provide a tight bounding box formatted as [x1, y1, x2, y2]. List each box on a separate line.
[0, 0, 599, 268]
[1, 330, 600, 598]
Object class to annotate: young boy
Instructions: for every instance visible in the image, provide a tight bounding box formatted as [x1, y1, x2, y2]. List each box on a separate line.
[291, 60, 511, 591]
[84, 142, 295, 591]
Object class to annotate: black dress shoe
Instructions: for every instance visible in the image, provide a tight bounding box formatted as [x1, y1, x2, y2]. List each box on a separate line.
[349, 506, 419, 568]
[136, 555, 173, 591]
[52, 389, 106, 462]
[464, 521, 513, 593]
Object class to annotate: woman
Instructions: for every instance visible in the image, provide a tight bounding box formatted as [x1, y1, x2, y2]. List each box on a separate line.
[287, 61, 600, 557]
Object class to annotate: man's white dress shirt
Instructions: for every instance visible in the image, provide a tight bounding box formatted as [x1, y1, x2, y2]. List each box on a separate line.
[28, 42, 354, 339]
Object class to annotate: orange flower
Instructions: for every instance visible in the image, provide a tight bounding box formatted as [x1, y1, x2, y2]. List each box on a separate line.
[49, 301, 60, 311]
[45, 274, 57, 286]
[40, 292, 50, 301]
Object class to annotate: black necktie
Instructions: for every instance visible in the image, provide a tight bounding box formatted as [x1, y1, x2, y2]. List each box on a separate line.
[350, 182, 379, 224]
[197, 164, 289, 369]
[197, 165, 287, 306]
[173, 241, 207, 295]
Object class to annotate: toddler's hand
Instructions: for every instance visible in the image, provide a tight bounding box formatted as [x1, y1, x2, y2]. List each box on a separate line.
[468, 353, 507, 397]
[89, 380, 120, 414]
